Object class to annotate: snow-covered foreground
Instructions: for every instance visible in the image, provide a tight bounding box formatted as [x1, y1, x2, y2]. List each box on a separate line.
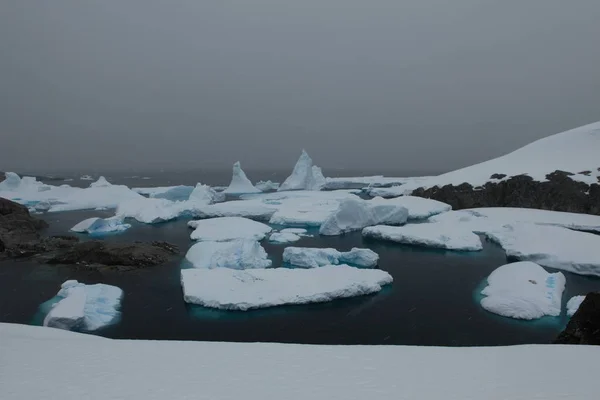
[1, 323, 599, 400]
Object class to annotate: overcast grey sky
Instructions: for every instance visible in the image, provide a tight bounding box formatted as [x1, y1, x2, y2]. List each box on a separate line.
[1, 0, 599, 174]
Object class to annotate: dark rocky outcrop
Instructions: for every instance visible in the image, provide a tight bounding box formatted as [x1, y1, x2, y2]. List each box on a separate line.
[555, 293, 600, 345]
[0, 171, 5, 183]
[1, 197, 179, 267]
[410, 170, 600, 215]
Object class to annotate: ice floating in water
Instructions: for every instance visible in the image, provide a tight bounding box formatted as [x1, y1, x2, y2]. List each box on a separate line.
[0, 172, 22, 191]
[372, 196, 452, 220]
[150, 185, 194, 201]
[80, 175, 94, 181]
[89, 176, 111, 188]
[181, 265, 392, 310]
[278, 150, 326, 191]
[195, 200, 276, 221]
[70, 217, 131, 235]
[319, 197, 408, 236]
[283, 247, 379, 268]
[188, 217, 272, 241]
[223, 162, 261, 194]
[567, 295, 586, 317]
[363, 224, 483, 251]
[479, 262, 565, 320]
[269, 232, 302, 243]
[185, 240, 272, 270]
[188, 183, 225, 204]
[43, 280, 123, 331]
[255, 180, 280, 191]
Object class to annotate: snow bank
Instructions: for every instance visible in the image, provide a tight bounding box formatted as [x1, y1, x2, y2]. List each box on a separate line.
[188, 217, 272, 241]
[319, 197, 408, 236]
[363, 224, 483, 251]
[480, 262, 565, 320]
[567, 295, 586, 317]
[278, 150, 326, 191]
[43, 280, 123, 331]
[255, 180, 280, 191]
[223, 162, 261, 194]
[283, 247, 379, 268]
[185, 240, 272, 270]
[181, 265, 392, 310]
[70, 217, 131, 235]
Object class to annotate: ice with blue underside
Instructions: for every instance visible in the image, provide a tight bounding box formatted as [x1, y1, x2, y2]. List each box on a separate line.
[70, 217, 131, 235]
[185, 240, 272, 270]
[479, 262, 565, 320]
[283, 247, 379, 268]
[43, 280, 123, 331]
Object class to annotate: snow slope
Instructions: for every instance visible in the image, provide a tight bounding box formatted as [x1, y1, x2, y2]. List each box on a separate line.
[1, 322, 599, 400]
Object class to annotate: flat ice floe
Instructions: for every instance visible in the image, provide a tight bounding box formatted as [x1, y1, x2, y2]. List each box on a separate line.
[283, 247, 379, 268]
[567, 295, 586, 316]
[181, 265, 392, 310]
[255, 180, 280, 191]
[278, 150, 326, 191]
[268, 228, 312, 243]
[188, 217, 272, 241]
[479, 262, 565, 320]
[194, 200, 276, 221]
[148, 185, 194, 201]
[185, 240, 272, 270]
[324, 176, 421, 190]
[70, 217, 131, 235]
[363, 224, 483, 251]
[43, 280, 123, 331]
[373, 196, 452, 220]
[319, 198, 408, 236]
[223, 162, 261, 194]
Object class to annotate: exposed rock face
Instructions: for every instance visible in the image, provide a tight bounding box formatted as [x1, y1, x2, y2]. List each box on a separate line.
[1, 197, 179, 267]
[555, 293, 600, 345]
[410, 171, 600, 215]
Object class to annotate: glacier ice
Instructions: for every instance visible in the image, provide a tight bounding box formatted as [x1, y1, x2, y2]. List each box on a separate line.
[269, 232, 302, 243]
[70, 217, 131, 235]
[0, 172, 22, 191]
[283, 247, 379, 268]
[181, 265, 392, 310]
[223, 162, 261, 194]
[150, 185, 194, 201]
[185, 240, 272, 270]
[188, 217, 272, 241]
[188, 183, 225, 204]
[372, 196, 451, 220]
[89, 176, 112, 188]
[363, 224, 483, 251]
[43, 280, 123, 331]
[567, 295, 586, 317]
[278, 150, 326, 191]
[479, 262, 565, 320]
[319, 197, 408, 236]
[255, 180, 280, 191]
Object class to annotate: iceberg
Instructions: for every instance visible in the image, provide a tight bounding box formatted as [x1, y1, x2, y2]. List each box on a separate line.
[89, 176, 111, 188]
[188, 183, 225, 204]
[373, 196, 451, 220]
[43, 280, 123, 331]
[79, 175, 94, 181]
[185, 240, 272, 270]
[324, 176, 420, 190]
[0, 172, 21, 191]
[150, 185, 194, 201]
[70, 217, 131, 235]
[269, 232, 302, 243]
[278, 150, 326, 191]
[188, 217, 272, 241]
[363, 224, 483, 251]
[567, 295, 586, 316]
[480, 262, 565, 320]
[255, 180, 280, 191]
[46, 184, 144, 213]
[181, 265, 392, 310]
[283, 247, 379, 268]
[194, 201, 276, 221]
[223, 162, 261, 194]
[319, 197, 408, 236]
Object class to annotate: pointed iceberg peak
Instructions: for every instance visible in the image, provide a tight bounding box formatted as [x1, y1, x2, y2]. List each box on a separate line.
[89, 176, 112, 188]
[223, 161, 262, 194]
[278, 150, 325, 191]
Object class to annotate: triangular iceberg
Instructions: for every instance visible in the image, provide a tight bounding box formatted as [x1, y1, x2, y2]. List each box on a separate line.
[223, 162, 261, 194]
[278, 150, 325, 191]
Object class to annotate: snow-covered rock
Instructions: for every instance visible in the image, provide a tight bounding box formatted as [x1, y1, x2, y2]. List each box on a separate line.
[43, 280, 123, 331]
[278, 150, 326, 191]
[223, 162, 261, 194]
[70, 217, 131, 235]
[567, 295, 586, 317]
[185, 240, 272, 270]
[255, 180, 280, 192]
[188, 217, 272, 241]
[363, 224, 483, 251]
[181, 265, 392, 310]
[319, 197, 408, 236]
[283, 247, 379, 268]
[373, 196, 451, 220]
[480, 262, 565, 320]
[89, 176, 111, 188]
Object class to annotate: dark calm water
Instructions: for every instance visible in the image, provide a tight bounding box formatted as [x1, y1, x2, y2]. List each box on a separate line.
[2, 172, 600, 346]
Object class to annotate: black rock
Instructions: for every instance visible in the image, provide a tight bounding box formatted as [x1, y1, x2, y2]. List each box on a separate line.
[554, 293, 600, 345]
[490, 173, 507, 180]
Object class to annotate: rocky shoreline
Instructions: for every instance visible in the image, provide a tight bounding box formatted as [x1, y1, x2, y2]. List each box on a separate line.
[0, 197, 178, 268]
[410, 170, 600, 216]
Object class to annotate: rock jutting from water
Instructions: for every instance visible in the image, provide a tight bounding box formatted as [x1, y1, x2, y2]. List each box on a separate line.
[554, 293, 600, 345]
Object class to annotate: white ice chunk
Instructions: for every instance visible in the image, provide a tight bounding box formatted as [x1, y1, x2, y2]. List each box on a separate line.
[89, 176, 111, 188]
[43, 280, 123, 331]
[280, 228, 309, 235]
[188, 183, 225, 204]
[188, 217, 272, 241]
[185, 240, 272, 270]
[47, 185, 144, 213]
[223, 162, 261, 194]
[480, 262, 565, 320]
[278, 150, 325, 191]
[70, 217, 131, 235]
[319, 197, 408, 236]
[269, 232, 302, 243]
[363, 224, 483, 251]
[372, 196, 451, 220]
[181, 265, 392, 310]
[79, 175, 94, 181]
[567, 295, 586, 316]
[195, 200, 276, 221]
[255, 180, 280, 191]
[0, 172, 22, 191]
[150, 185, 194, 201]
[283, 247, 379, 268]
